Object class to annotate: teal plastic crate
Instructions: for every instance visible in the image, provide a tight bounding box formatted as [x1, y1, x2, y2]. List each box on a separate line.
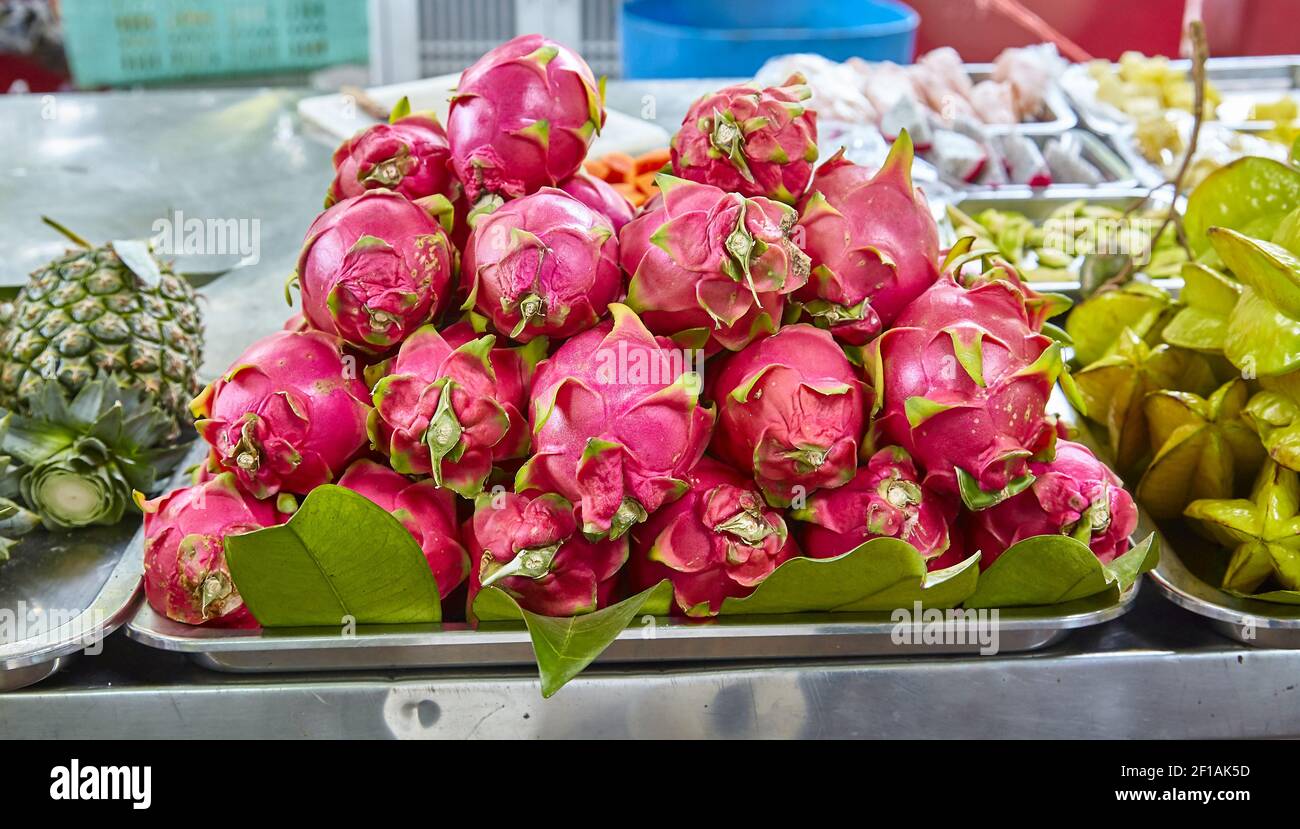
[60, 0, 369, 86]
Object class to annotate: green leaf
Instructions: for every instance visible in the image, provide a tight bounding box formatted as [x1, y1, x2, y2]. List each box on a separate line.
[225, 485, 441, 626]
[472, 581, 673, 698]
[965, 532, 1158, 608]
[719, 538, 979, 615]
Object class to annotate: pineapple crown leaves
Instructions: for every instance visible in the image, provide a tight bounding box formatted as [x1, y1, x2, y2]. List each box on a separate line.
[2, 377, 180, 479]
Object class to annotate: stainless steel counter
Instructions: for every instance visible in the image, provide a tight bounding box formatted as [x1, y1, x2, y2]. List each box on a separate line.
[2, 84, 1298, 739]
[2, 588, 1297, 739]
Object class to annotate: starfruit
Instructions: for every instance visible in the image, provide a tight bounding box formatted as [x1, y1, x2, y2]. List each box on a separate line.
[1160, 262, 1241, 354]
[1243, 372, 1300, 472]
[1184, 156, 1300, 255]
[1073, 327, 1216, 473]
[1208, 227, 1300, 378]
[1137, 379, 1266, 519]
[1065, 281, 1173, 366]
[1185, 460, 1300, 593]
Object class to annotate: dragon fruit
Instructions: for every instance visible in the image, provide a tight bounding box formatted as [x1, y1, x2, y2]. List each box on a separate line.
[461, 188, 621, 342]
[628, 457, 797, 616]
[294, 189, 455, 354]
[466, 491, 628, 616]
[517, 304, 715, 540]
[671, 74, 818, 205]
[447, 34, 604, 207]
[336, 459, 470, 597]
[868, 272, 1068, 509]
[620, 175, 810, 352]
[326, 99, 461, 208]
[192, 329, 372, 498]
[368, 323, 533, 497]
[795, 132, 941, 345]
[966, 440, 1138, 567]
[791, 447, 954, 561]
[140, 472, 290, 627]
[558, 170, 636, 231]
[708, 324, 868, 507]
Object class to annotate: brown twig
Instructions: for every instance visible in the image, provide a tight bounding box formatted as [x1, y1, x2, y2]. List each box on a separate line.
[1097, 20, 1208, 293]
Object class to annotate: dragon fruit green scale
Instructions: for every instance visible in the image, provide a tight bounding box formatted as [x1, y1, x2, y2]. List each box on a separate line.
[517, 304, 715, 541]
[447, 34, 605, 207]
[326, 96, 461, 209]
[294, 189, 455, 355]
[620, 175, 810, 353]
[671, 74, 818, 205]
[461, 188, 621, 343]
[368, 324, 533, 498]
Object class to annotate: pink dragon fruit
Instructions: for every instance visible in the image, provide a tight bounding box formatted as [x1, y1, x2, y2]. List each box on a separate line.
[336, 459, 470, 597]
[517, 304, 715, 540]
[557, 170, 636, 231]
[294, 189, 455, 354]
[326, 98, 461, 208]
[447, 34, 605, 206]
[139, 472, 290, 627]
[620, 175, 810, 353]
[671, 74, 818, 205]
[708, 324, 868, 507]
[868, 272, 1068, 510]
[192, 329, 373, 498]
[367, 323, 535, 497]
[792, 447, 955, 561]
[795, 132, 941, 345]
[466, 491, 628, 617]
[628, 457, 797, 616]
[966, 440, 1138, 568]
[461, 188, 621, 343]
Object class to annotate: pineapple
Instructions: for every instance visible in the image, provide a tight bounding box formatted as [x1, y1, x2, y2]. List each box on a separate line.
[0, 219, 203, 436]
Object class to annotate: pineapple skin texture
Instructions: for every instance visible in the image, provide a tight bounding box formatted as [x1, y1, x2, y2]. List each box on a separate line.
[0, 244, 203, 434]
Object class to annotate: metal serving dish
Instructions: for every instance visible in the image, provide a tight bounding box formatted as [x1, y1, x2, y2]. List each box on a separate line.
[966, 64, 1078, 136]
[0, 521, 144, 690]
[1146, 523, 1300, 649]
[940, 128, 1138, 193]
[1063, 55, 1300, 136]
[126, 585, 1140, 673]
[940, 186, 1181, 295]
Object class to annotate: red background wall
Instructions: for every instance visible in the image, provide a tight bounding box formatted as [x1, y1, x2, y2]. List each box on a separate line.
[907, 0, 1300, 61]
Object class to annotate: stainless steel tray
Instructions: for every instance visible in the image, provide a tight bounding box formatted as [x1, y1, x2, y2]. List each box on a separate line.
[1147, 524, 1300, 649]
[940, 128, 1138, 193]
[966, 64, 1078, 136]
[0, 520, 144, 690]
[126, 583, 1140, 673]
[940, 186, 1180, 295]
[1063, 55, 1300, 136]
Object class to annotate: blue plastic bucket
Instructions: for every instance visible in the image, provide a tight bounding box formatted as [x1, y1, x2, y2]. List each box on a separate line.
[620, 0, 919, 79]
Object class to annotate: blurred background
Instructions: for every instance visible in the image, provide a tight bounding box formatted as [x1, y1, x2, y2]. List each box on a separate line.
[2, 0, 1298, 93]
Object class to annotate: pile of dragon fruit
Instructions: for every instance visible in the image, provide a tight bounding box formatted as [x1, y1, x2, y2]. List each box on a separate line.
[141, 34, 1139, 627]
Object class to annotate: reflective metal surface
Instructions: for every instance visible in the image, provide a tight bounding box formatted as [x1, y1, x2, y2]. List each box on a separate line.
[0, 519, 144, 689]
[3, 588, 1295, 739]
[125, 585, 1138, 673]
